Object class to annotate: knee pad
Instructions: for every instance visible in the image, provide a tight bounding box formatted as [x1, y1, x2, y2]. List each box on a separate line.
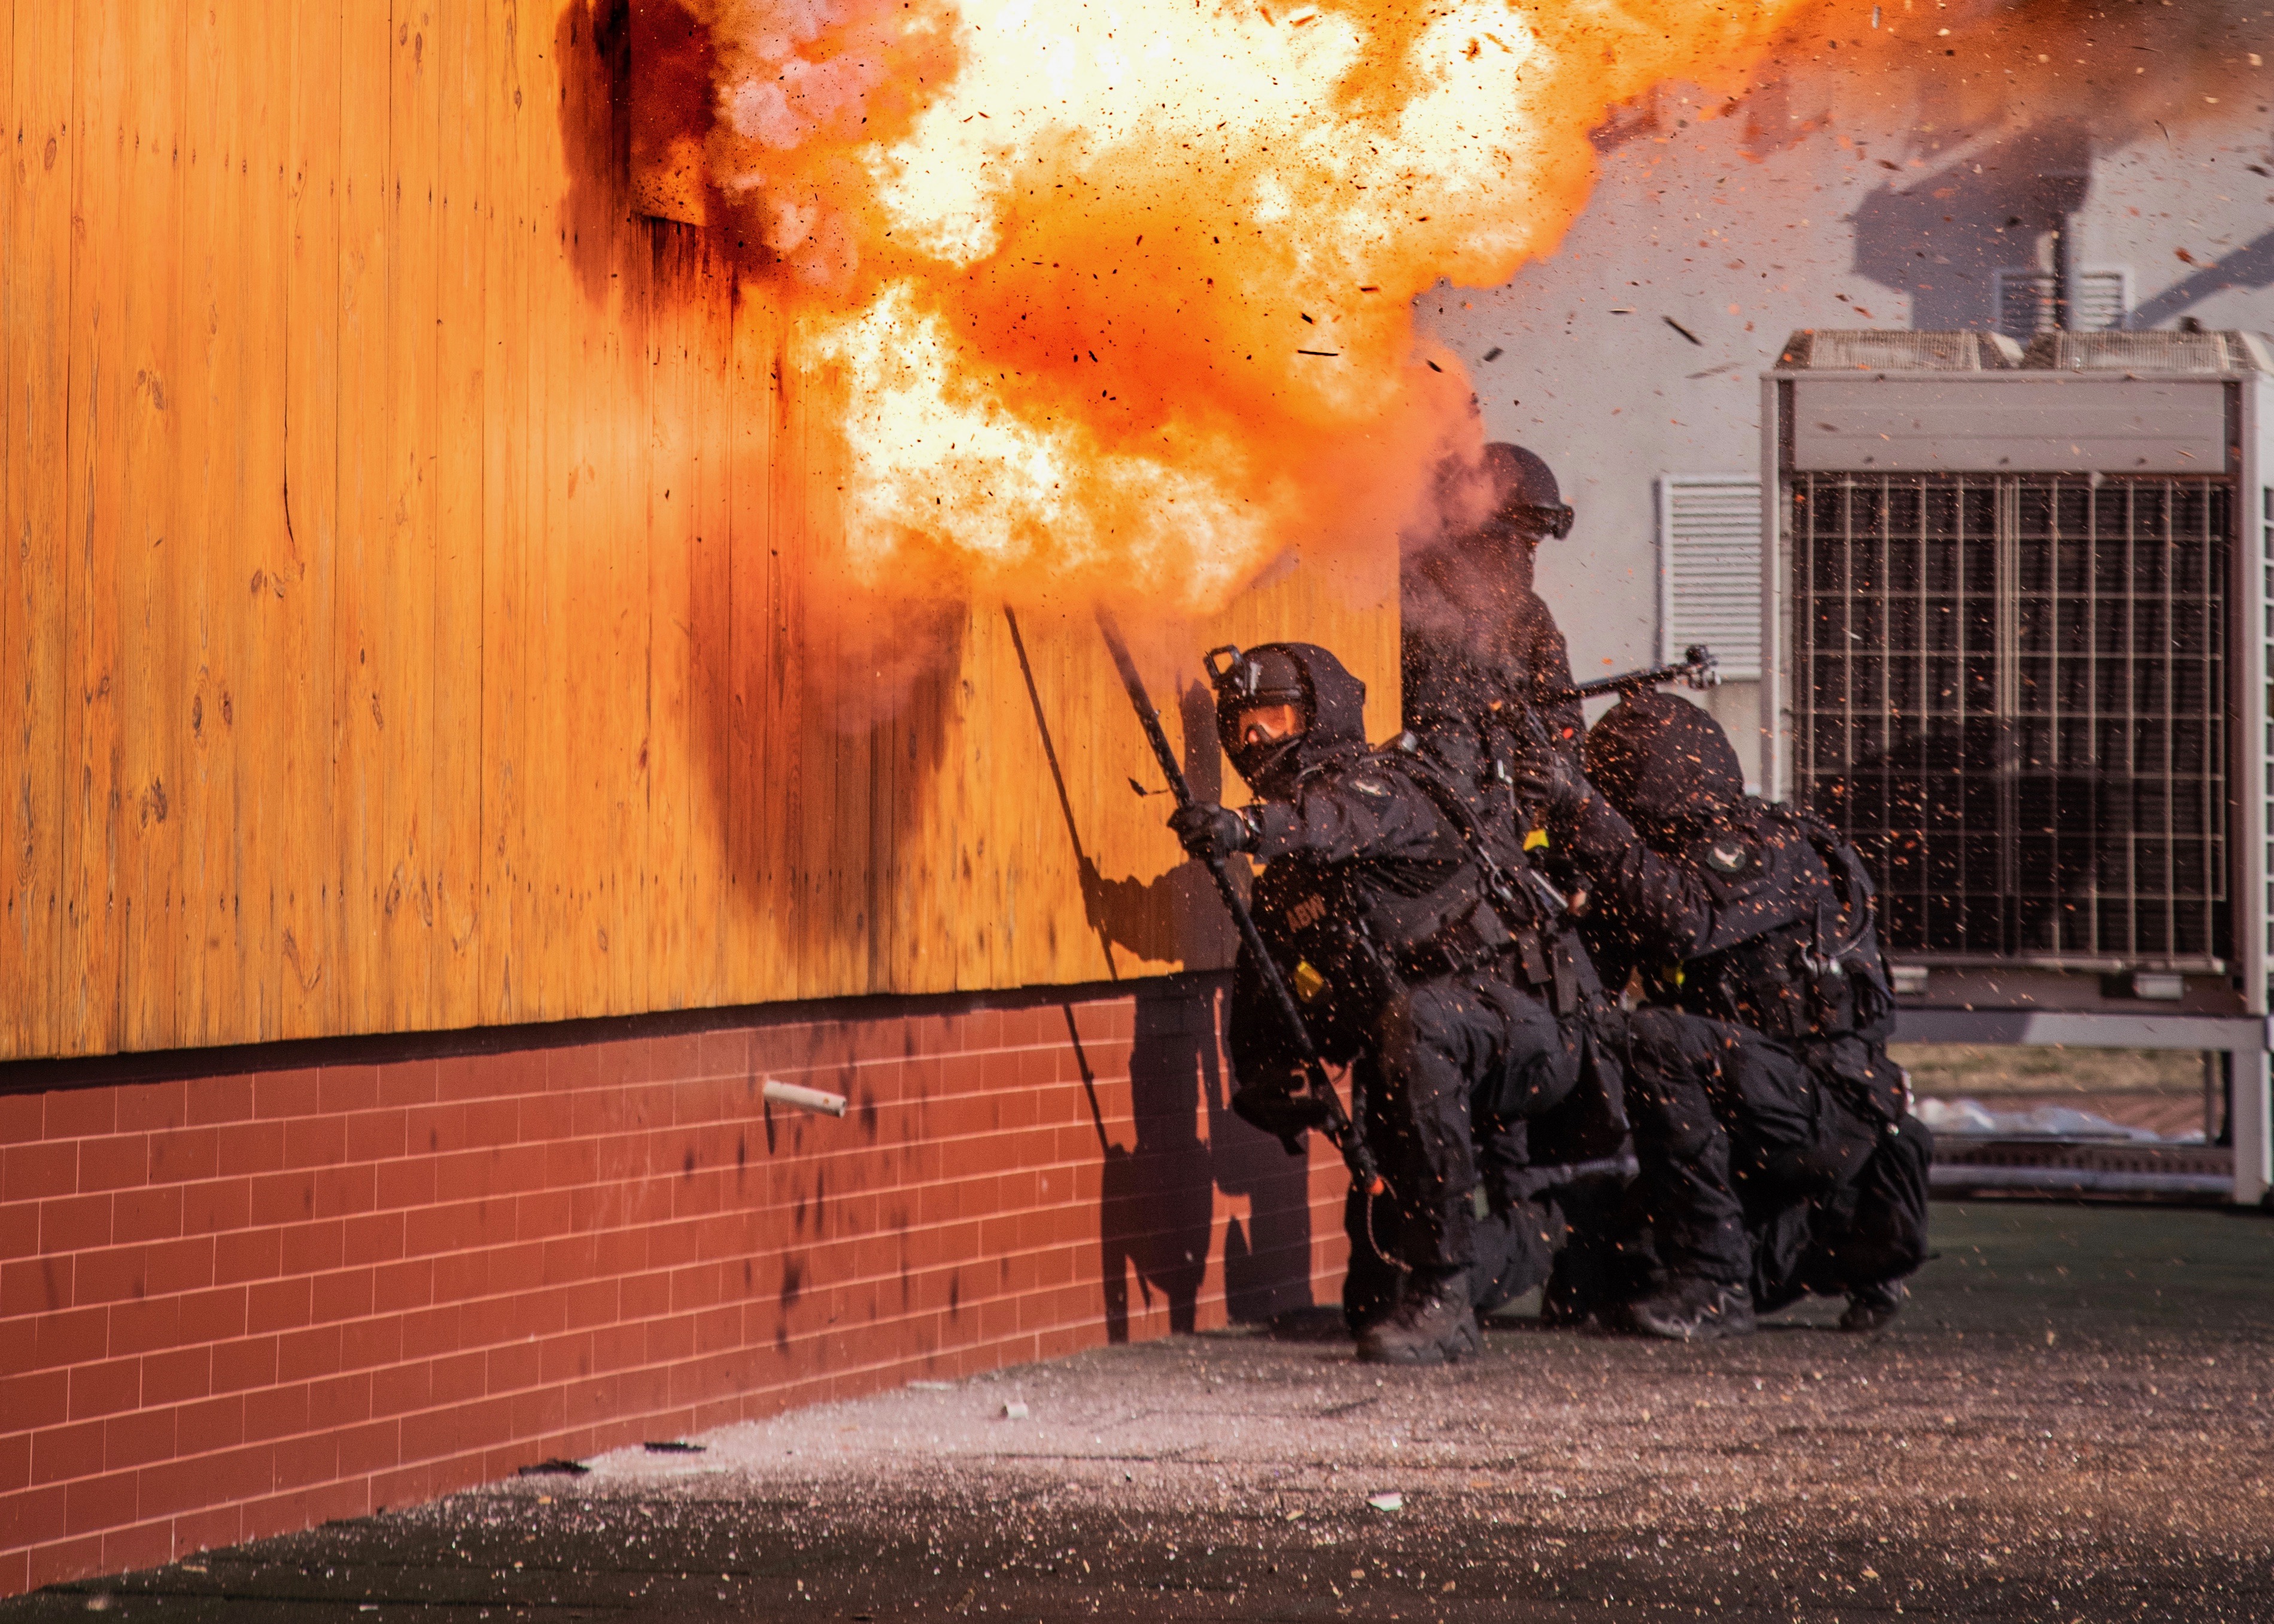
[1624, 1007, 1714, 1101]
[1470, 1199, 1559, 1315]
[1626, 1005, 1688, 1063]
[1486, 1037, 1581, 1121]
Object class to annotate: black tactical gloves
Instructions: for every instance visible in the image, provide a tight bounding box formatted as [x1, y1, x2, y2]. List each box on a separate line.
[1168, 802, 1257, 860]
[1231, 1076, 1330, 1154]
[1509, 734, 1590, 817]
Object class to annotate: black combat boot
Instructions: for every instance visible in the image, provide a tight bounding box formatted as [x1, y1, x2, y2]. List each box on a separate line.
[1840, 1278, 1907, 1333]
[1625, 1276, 1756, 1341]
[1356, 1269, 1480, 1366]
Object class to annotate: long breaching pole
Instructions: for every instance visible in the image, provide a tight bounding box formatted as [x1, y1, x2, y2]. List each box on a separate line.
[1093, 608, 1382, 1193]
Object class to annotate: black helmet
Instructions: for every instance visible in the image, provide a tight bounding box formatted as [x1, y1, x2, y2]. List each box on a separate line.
[1582, 691, 1744, 846]
[1205, 641, 1368, 799]
[1480, 443, 1574, 540]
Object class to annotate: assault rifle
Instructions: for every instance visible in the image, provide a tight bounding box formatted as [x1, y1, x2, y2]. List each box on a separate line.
[1094, 609, 1384, 1193]
[1500, 644, 1719, 870]
[1540, 643, 1719, 708]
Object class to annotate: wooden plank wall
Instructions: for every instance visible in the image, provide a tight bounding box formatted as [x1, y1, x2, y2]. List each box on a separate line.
[0, 1, 1400, 1063]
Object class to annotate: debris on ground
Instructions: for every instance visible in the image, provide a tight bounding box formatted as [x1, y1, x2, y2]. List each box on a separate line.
[15, 1205, 2272, 1623]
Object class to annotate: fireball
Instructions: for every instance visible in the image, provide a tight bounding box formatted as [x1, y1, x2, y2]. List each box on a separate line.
[682, 1, 1827, 612]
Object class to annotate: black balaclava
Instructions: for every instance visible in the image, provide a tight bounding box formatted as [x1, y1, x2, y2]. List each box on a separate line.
[1209, 641, 1369, 801]
[1582, 691, 1744, 848]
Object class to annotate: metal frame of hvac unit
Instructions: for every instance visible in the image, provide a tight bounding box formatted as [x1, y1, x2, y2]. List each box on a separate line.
[1759, 361, 2274, 1206]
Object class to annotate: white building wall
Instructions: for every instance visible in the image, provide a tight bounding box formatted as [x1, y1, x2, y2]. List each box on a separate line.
[1421, 54, 2274, 792]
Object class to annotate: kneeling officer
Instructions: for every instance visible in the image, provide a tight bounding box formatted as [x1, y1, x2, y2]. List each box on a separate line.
[1516, 693, 1932, 1339]
[1169, 642, 1592, 1364]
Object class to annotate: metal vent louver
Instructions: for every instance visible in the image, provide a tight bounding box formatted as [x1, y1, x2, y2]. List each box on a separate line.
[1659, 475, 1764, 680]
[1993, 269, 2130, 340]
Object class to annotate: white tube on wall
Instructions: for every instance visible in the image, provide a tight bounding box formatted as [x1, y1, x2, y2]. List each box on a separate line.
[762, 1079, 848, 1118]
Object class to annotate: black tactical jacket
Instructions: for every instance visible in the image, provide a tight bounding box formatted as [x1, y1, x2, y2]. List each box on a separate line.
[1402, 536, 1585, 754]
[1564, 793, 1902, 1123]
[1223, 651, 1549, 1088]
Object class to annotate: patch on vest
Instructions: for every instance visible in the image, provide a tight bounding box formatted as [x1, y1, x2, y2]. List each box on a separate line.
[1704, 837, 1758, 877]
[1291, 960, 1327, 1002]
[1287, 893, 1327, 931]
[1348, 774, 1392, 799]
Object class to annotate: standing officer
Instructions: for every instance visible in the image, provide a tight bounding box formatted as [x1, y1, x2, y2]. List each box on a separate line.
[1167, 643, 1603, 1364]
[1403, 442, 1585, 755]
[1516, 692, 1932, 1339]
[1401, 443, 1638, 1324]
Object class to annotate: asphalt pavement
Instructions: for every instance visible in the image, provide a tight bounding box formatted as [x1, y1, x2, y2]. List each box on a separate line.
[9, 1200, 2272, 1623]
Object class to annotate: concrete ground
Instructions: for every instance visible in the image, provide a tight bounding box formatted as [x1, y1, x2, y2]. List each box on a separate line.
[9, 1201, 2272, 1623]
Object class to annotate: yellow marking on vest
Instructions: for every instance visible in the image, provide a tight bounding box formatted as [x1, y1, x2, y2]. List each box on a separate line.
[1293, 961, 1327, 1002]
[1524, 828, 1551, 851]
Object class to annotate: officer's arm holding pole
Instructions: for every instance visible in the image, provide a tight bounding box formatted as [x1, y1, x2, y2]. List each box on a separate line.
[1094, 608, 1383, 1193]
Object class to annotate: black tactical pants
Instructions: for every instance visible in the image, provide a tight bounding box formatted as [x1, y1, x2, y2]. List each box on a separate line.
[1621, 1008, 1928, 1295]
[1343, 1172, 1568, 1330]
[1362, 971, 1582, 1276]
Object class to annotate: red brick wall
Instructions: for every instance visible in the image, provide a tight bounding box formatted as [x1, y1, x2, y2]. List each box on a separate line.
[0, 978, 1348, 1596]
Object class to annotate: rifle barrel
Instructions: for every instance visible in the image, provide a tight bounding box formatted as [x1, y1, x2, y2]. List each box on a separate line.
[1544, 647, 1717, 706]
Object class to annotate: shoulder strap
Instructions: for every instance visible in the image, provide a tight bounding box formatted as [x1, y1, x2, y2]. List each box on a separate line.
[1779, 805, 1893, 987]
[1379, 741, 1562, 926]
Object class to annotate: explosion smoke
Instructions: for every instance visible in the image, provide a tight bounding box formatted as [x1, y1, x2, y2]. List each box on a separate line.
[671, 0, 2269, 616]
[679, 0, 1843, 613]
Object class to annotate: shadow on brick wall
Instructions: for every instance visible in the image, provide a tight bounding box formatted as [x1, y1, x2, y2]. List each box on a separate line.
[1065, 987, 1315, 1341]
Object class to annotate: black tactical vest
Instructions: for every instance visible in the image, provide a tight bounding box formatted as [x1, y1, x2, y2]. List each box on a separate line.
[1246, 753, 1525, 1065]
[1670, 807, 1896, 1053]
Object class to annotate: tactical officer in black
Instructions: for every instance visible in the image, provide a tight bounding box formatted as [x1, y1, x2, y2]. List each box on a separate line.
[1403, 443, 1586, 758]
[1168, 643, 1609, 1364]
[1399, 443, 1639, 1322]
[1516, 692, 1932, 1339]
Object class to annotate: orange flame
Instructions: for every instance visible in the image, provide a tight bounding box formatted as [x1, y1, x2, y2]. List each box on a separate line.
[687, 1, 1963, 613]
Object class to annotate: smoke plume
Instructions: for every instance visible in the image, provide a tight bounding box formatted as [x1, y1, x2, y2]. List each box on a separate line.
[674, 0, 2267, 616]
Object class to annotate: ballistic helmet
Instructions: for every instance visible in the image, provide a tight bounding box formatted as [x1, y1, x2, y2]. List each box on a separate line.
[1480, 443, 1574, 541]
[1205, 641, 1368, 798]
[1582, 691, 1744, 845]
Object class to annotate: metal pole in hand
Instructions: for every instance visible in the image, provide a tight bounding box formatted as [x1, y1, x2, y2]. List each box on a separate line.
[1093, 608, 1381, 1192]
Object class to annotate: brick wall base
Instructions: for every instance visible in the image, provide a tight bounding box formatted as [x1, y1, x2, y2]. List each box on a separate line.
[0, 977, 1348, 1596]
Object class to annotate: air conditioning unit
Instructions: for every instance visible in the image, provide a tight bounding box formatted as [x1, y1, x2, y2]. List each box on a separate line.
[1758, 329, 2274, 1204]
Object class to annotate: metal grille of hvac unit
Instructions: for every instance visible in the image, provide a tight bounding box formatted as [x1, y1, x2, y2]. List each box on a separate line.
[1792, 474, 2230, 969]
[2264, 487, 2274, 976]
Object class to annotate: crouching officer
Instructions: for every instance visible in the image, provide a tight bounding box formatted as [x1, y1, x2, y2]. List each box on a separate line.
[1515, 692, 1932, 1340]
[1398, 442, 1640, 1325]
[1168, 643, 1601, 1364]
